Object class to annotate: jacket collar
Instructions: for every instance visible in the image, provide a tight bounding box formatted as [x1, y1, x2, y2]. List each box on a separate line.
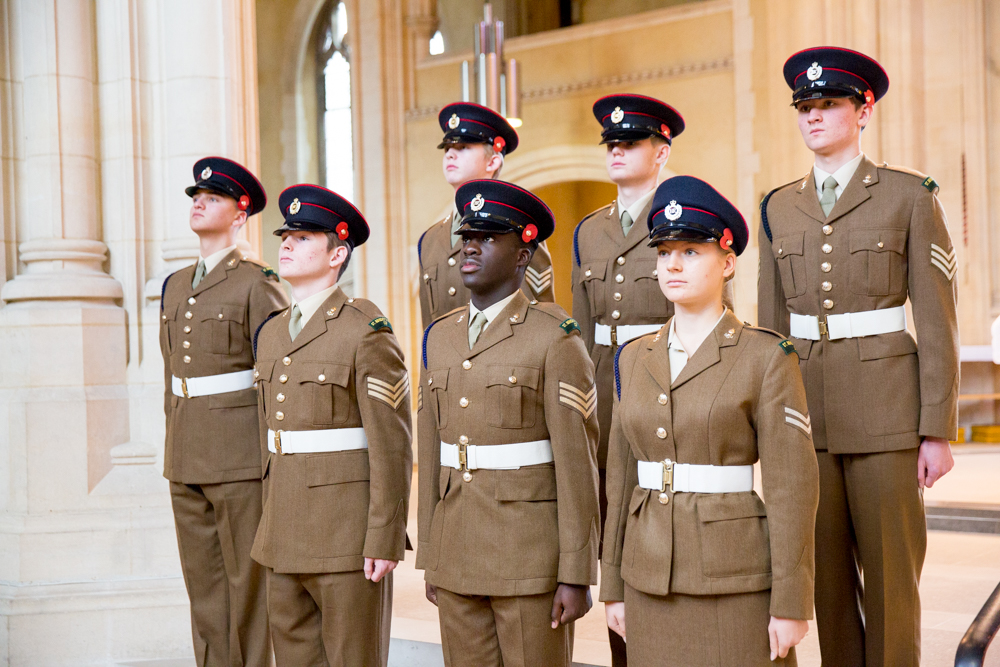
[449, 289, 530, 358]
[190, 248, 242, 296]
[794, 155, 880, 225]
[664, 309, 744, 390]
[279, 286, 348, 355]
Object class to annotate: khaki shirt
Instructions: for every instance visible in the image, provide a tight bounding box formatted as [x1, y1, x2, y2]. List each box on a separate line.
[416, 292, 600, 596]
[251, 288, 412, 573]
[160, 249, 288, 484]
[417, 215, 555, 327]
[600, 312, 819, 620]
[758, 157, 959, 452]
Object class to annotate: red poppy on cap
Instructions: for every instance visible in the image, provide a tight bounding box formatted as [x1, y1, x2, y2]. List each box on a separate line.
[493, 136, 506, 153]
[336, 221, 350, 240]
[522, 224, 537, 243]
[238, 195, 250, 211]
[720, 228, 734, 250]
[864, 90, 875, 106]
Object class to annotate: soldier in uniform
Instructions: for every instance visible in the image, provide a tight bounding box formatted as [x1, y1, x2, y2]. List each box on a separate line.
[251, 185, 412, 666]
[758, 47, 959, 666]
[602, 176, 819, 666]
[570, 93, 684, 665]
[418, 102, 555, 327]
[160, 157, 288, 666]
[416, 179, 600, 667]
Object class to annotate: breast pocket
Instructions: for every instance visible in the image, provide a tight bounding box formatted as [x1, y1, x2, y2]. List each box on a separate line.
[427, 368, 449, 429]
[632, 259, 665, 313]
[773, 233, 806, 297]
[300, 363, 352, 426]
[200, 304, 246, 354]
[696, 493, 771, 578]
[579, 261, 607, 316]
[421, 264, 439, 315]
[486, 365, 540, 428]
[849, 229, 907, 296]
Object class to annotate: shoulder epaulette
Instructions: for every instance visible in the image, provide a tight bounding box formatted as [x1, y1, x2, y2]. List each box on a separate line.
[573, 203, 613, 267]
[879, 164, 939, 193]
[159, 271, 178, 313]
[253, 310, 282, 359]
[559, 318, 581, 335]
[614, 338, 643, 401]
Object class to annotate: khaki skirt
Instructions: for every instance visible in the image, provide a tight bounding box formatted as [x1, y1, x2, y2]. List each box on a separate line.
[623, 584, 796, 666]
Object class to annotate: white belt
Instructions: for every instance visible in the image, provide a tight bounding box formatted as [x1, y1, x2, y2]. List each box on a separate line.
[789, 306, 906, 341]
[441, 439, 553, 471]
[172, 370, 255, 398]
[594, 323, 662, 347]
[268, 428, 368, 455]
[637, 459, 754, 494]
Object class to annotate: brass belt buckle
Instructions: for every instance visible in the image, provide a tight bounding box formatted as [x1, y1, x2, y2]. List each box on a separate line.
[610, 325, 618, 348]
[661, 459, 675, 493]
[274, 430, 284, 455]
[458, 443, 472, 482]
[818, 319, 828, 337]
[180, 377, 190, 399]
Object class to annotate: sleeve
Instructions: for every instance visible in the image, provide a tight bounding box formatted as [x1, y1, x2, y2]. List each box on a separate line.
[415, 345, 441, 570]
[598, 345, 640, 602]
[248, 276, 290, 338]
[543, 330, 601, 586]
[522, 241, 556, 303]
[417, 235, 432, 328]
[571, 222, 595, 352]
[159, 297, 172, 419]
[908, 188, 959, 440]
[355, 325, 413, 561]
[757, 213, 790, 335]
[756, 345, 819, 619]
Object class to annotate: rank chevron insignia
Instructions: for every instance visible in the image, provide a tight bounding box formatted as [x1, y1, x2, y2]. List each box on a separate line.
[784, 406, 812, 436]
[930, 243, 957, 281]
[367, 375, 409, 410]
[559, 382, 596, 419]
[525, 266, 553, 294]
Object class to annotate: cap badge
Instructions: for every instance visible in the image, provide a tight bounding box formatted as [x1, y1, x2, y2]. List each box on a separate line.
[289, 198, 301, 215]
[664, 200, 683, 221]
[807, 62, 823, 81]
[610, 106, 625, 123]
[448, 113, 461, 129]
[470, 194, 485, 212]
[200, 166, 213, 180]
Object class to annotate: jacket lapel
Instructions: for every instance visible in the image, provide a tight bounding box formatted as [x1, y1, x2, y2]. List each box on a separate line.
[669, 310, 743, 390]
[618, 197, 655, 254]
[283, 287, 347, 355]
[639, 323, 673, 396]
[825, 156, 878, 224]
[191, 248, 241, 296]
[793, 170, 826, 223]
[449, 305, 473, 358]
[468, 291, 529, 357]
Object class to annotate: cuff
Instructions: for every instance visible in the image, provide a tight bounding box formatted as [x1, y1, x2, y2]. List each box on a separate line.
[768, 572, 814, 620]
[599, 562, 625, 602]
[918, 401, 958, 441]
[557, 536, 598, 587]
[362, 504, 407, 562]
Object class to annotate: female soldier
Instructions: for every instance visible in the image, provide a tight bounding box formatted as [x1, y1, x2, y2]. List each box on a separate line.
[600, 175, 819, 665]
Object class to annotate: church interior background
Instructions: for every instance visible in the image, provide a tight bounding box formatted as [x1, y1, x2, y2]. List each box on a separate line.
[2, 0, 1000, 664]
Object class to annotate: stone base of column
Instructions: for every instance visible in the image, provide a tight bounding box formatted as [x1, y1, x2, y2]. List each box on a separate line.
[0, 239, 124, 304]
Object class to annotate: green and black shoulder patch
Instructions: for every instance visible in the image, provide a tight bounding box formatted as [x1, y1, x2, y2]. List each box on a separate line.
[261, 266, 278, 279]
[921, 176, 938, 193]
[560, 318, 581, 335]
[369, 316, 392, 332]
[779, 339, 797, 357]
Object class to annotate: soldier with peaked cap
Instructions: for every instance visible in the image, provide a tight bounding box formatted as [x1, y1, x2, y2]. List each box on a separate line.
[416, 179, 600, 667]
[251, 185, 412, 666]
[758, 46, 958, 666]
[417, 102, 555, 328]
[601, 176, 819, 666]
[570, 93, 691, 665]
[160, 157, 288, 666]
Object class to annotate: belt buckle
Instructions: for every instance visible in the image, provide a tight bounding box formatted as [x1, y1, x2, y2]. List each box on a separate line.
[661, 459, 675, 493]
[459, 443, 472, 482]
[610, 325, 618, 348]
[274, 430, 284, 455]
[818, 319, 828, 338]
[180, 377, 190, 399]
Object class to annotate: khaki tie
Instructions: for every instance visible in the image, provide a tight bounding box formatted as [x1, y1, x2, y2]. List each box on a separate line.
[468, 311, 487, 349]
[450, 210, 462, 248]
[191, 259, 207, 288]
[819, 176, 838, 217]
[621, 210, 633, 237]
[288, 304, 304, 340]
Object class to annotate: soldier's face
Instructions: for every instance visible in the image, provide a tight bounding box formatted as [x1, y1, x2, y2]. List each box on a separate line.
[656, 240, 735, 308]
[605, 138, 669, 186]
[189, 190, 244, 234]
[278, 231, 347, 284]
[796, 97, 871, 155]
[459, 231, 530, 293]
[442, 143, 496, 187]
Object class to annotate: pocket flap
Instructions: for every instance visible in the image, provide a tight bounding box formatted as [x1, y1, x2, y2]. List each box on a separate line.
[628, 485, 648, 515]
[299, 362, 351, 387]
[486, 365, 540, 389]
[427, 368, 449, 391]
[209, 387, 258, 410]
[580, 261, 606, 282]
[256, 360, 275, 382]
[305, 450, 371, 487]
[632, 259, 658, 282]
[697, 493, 767, 523]
[422, 264, 437, 281]
[775, 233, 804, 258]
[200, 303, 245, 323]
[849, 229, 907, 255]
[857, 330, 917, 361]
[162, 301, 179, 320]
[495, 465, 557, 501]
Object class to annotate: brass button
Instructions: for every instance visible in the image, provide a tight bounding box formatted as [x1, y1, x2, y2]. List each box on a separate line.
[183, 326, 191, 333]
[462, 360, 472, 370]
[448, 287, 457, 296]
[652, 270, 658, 278]
[822, 244, 833, 254]
[254, 369, 260, 379]
[658, 493, 669, 505]
[508, 376, 517, 384]
[423, 273, 429, 281]
[218, 313, 224, 319]
[823, 299, 834, 310]
[615, 274, 624, 284]
[188, 297, 196, 305]
[656, 427, 667, 439]
[161, 314, 166, 322]
[347, 298, 355, 303]
[613, 292, 622, 301]
[459, 397, 469, 407]
[427, 377, 433, 385]
[822, 225, 833, 235]
[279, 374, 288, 383]
[275, 411, 284, 421]
[463, 471, 473, 482]
[184, 311, 193, 319]
[459, 435, 469, 445]
[658, 394, 668, 405]
[611, 310, 621, 320]
[283, 357, 291, 366]
[182, 341, 191, 349]
[183, 355, 191, 363]
[777, 248, 783, 255]
[821, 281, 832, 292]
[821, 262, 832, 273]
[318, 374, 326, 382]
[584, 269, 592, 277]
[276, 393, 285, 402]
[877, 241, 884, 249]
[617, 256, 625, 266]
[448, 257, 457, 266]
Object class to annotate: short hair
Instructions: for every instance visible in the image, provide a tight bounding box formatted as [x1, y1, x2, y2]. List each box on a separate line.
[323, 232, 352, 279]
[484, 144, 503, 179]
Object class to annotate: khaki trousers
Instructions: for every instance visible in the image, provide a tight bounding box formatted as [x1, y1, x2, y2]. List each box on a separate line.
[814, 449, 926, 667]
[436, 587, 573, 667]
[266, 569, 391, 667]
[170, 480, 270, 667]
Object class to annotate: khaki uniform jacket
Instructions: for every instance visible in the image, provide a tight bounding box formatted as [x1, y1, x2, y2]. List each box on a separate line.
[160, 249, 289, 484]
[251, 288, 412, 574]
[415, 291, 600, 597]
[758, 157, 959, 453]
[600, 312, 819, 620]
[418, 214, 555, 326]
